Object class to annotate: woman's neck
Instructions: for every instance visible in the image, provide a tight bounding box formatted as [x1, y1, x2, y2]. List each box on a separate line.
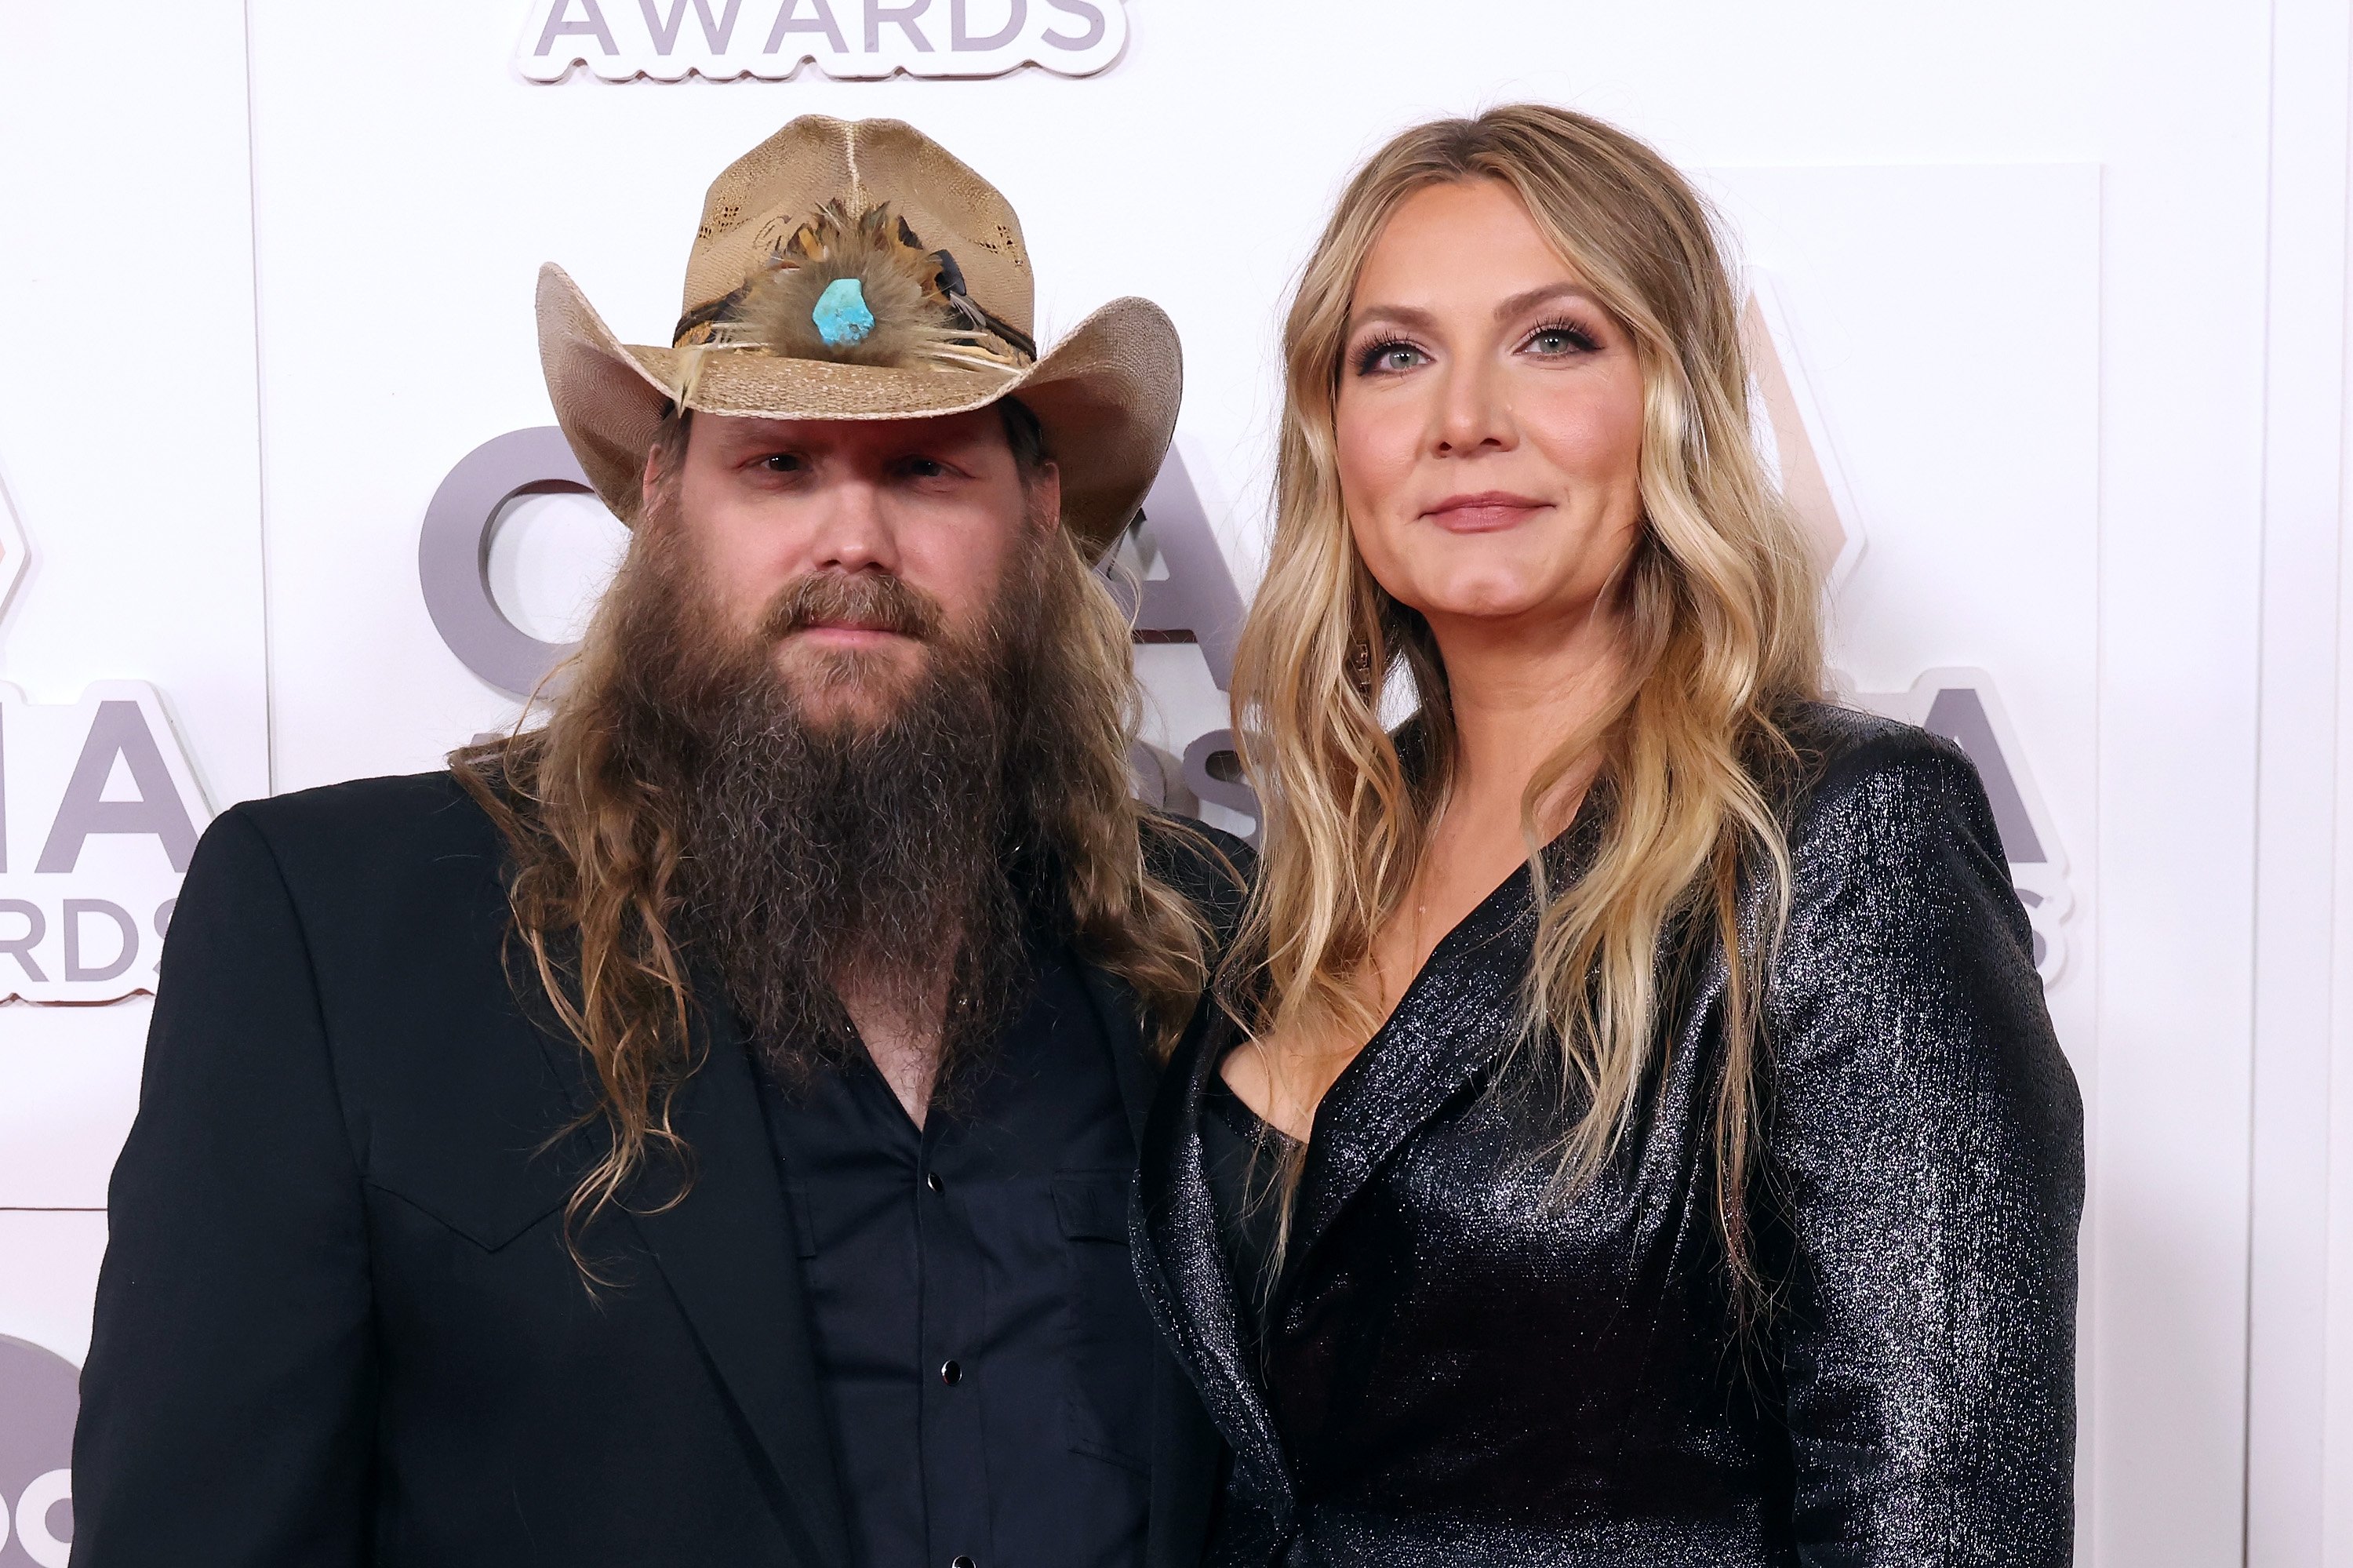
[1220, 596, 1627, 1143]
[1426, 597, 1623, 831]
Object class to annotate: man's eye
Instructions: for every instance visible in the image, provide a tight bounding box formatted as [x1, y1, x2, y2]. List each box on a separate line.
[760, 453, 804, 473]
[903, 457, 948, 478]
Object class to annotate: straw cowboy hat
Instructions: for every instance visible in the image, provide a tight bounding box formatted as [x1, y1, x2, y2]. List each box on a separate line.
[538, 115, 1180, 558]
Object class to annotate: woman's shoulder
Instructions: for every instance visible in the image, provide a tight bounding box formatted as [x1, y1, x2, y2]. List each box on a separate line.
[1779, 697, 1969, 786]
[1762, 700, 2033, 983]
[1774, 700, 2006, 868]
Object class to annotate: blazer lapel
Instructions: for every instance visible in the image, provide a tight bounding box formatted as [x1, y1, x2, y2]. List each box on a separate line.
[1284, 808, 1604, 1271]
[1132, 998, 1295, 1520]
[532, 991, 852, 1568]
[1280, 889, 1527, 1269]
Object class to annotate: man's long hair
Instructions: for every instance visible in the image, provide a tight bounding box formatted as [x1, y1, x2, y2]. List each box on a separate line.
[453, 409, 1214, 1253]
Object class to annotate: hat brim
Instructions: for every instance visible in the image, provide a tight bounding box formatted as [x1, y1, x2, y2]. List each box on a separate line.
[536, 263, 1181, 562]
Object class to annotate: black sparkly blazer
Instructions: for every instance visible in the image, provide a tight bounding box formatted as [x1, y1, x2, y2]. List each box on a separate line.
[1132, 706, 2085, 1567]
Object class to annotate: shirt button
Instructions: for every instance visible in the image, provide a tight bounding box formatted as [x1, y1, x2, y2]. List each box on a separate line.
[925, 1171, 944, 1193]
[940, 1359, 962, 1386]
[952, 1558, 976, 1568]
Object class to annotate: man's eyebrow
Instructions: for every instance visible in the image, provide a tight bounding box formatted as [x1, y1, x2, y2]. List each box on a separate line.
[710, 418, 806, 442]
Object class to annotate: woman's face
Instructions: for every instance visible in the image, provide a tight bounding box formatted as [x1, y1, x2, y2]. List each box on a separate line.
[1335, 179, 1646, 642]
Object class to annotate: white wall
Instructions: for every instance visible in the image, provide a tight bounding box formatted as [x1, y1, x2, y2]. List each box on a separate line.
[2, 1, 2346, 1562]
[0, 0, 267, 1422]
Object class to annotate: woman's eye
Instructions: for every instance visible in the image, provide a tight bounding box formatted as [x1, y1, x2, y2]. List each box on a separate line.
[1524, 322, 1601, 357]
[1355, 340, 1429, 376]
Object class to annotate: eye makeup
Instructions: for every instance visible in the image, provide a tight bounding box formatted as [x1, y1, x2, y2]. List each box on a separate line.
[1518, 316, 1605, 356]
[1351, 336, 1431, 377]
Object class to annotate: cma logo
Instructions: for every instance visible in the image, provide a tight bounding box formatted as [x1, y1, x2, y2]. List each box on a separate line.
[0, 477, 212, 1006]
[519, 0, 1126, 82]
[1741, 278, 2071, 979]
[0, 1335, 76, 1567]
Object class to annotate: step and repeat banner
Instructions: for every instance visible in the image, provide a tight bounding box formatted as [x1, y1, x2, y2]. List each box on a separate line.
[0, 2, 2114, 1560]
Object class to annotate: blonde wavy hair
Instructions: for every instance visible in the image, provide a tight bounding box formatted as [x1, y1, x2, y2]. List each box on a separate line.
[1229, 105, 1824, 1300]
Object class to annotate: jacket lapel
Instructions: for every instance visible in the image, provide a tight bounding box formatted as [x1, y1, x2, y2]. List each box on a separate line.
[1280, 881, 1531, 1268]
[532, 991, 853, 1568]
[1132, 998, 1295, 1519]
[1283, 806, 1604, 1274]
[1078, 963, 1155, 1145]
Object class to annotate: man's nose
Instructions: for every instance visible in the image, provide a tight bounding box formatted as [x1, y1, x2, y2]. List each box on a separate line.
[807, 478, 900, 573]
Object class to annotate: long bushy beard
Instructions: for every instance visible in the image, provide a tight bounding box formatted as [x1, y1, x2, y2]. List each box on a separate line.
[613, 525, 1047, 1098]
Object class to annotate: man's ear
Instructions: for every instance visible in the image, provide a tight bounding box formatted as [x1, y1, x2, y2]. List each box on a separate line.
[1028, 460, 1063, 534]
[639, 440, 667, 517]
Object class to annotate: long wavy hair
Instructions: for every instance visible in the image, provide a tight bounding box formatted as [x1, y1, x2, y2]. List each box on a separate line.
[455, 407, 1216, 1256]
[1227, 105, 1824, 1304]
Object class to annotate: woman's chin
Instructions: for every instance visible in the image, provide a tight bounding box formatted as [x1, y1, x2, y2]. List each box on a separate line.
[1410, 582, 1590, 632]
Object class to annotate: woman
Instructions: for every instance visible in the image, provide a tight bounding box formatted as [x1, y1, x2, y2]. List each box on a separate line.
[1132, 106, 2083, 1566]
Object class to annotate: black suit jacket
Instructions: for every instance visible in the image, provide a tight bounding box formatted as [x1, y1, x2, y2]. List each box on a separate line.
[71, 771, 1242, 1568]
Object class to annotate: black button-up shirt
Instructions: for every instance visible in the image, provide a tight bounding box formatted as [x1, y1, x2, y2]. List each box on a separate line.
[759, 940, 1155, 1568]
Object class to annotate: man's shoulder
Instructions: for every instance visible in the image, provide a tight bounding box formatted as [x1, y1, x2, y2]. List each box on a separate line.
[1138, 811, 1254, 940]
[211, 769, 505, 897]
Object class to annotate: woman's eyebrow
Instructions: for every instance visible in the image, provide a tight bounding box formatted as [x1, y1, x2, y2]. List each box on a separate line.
[1494, 282, 1601, 321]
[1347, 284, 1603, 338]
[1345, 302, 1439, 337]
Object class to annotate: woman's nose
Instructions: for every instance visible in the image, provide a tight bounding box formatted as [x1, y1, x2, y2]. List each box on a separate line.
[1431, 358, 1517, 456]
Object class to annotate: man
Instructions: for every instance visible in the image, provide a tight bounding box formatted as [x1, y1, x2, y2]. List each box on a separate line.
[71, 117, 1243, 1568]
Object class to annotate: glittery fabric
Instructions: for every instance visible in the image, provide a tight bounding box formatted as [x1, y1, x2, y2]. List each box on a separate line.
[1130, 708, 2084, 1567]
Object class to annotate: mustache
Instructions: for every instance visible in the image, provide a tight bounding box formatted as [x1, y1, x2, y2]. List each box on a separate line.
[758, 570, 946, 643]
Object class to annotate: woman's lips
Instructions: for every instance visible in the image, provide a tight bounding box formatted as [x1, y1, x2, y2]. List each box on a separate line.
[1421, 492, 1550, 533]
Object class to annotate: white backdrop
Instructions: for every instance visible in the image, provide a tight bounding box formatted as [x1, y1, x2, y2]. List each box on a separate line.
[1, 2, 2348, 1564]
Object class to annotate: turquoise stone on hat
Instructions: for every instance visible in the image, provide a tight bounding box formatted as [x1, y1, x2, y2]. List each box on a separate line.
[813, 278, 875, 347]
